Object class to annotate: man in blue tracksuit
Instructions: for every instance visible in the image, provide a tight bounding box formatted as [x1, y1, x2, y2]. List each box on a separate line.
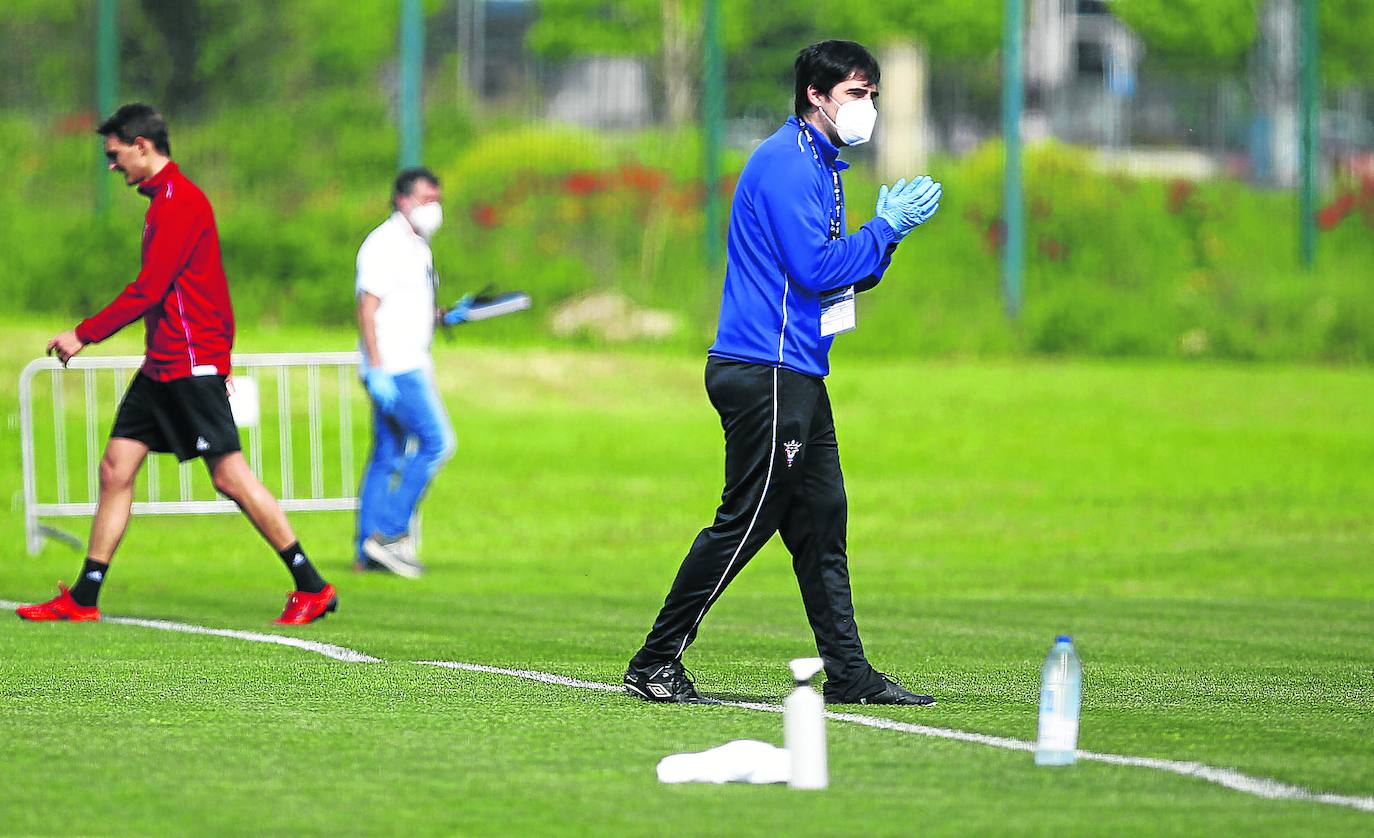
[625, 40, 942, 705]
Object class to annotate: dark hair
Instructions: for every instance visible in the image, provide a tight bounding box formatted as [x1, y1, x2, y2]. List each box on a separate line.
[96, 103, 171, 156]
[793, 40, 880, 118]
[394, 167, 440, 200]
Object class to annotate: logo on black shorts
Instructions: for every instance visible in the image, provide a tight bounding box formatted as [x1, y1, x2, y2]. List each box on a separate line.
[196, 436, 210, 452]
[783, 439, 802, 467]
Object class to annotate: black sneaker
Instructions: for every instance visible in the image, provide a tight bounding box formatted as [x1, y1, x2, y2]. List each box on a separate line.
[624, 660, 709, 703]
[825, 672, 936, 706]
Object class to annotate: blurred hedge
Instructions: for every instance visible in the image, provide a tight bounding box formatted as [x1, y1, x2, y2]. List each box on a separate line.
[2, 103, 1372, 362]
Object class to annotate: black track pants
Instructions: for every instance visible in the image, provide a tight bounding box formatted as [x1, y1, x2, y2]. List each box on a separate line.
[634, 358, 881, 696]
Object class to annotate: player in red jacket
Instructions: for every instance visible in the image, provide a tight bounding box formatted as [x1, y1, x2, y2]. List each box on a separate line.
[18, 103, 337, 625]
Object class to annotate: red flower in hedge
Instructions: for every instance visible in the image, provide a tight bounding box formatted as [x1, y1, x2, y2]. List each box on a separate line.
[563, 172, 606, 196]
[1038, 235, 1067, 262]
[983, 218, 1005, 252]
[1316, 193, 1357, 231]
[57, 111, 96, 136]
[471, 203, 500, 228]
[1166, 179, 1196, 215]
[665, 183, 705, 213]
[618, 162, 666, 195]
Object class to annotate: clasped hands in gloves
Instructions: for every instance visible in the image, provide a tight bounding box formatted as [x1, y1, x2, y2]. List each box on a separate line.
[875, 176, 941, 239]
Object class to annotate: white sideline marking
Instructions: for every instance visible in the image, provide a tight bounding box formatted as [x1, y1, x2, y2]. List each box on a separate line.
[4, 600, 1371, 814]
[416, 660, 1374, 815]
[0, 600, 380, 664]
[103, 616, 382, 664]
[417, 660, 622, 692]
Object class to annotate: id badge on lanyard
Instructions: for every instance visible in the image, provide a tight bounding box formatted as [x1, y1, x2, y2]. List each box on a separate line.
[802, 127, 856, 337]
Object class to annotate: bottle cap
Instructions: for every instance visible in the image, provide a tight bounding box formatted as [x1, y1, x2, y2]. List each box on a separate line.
[788, 657, 824, 684]
[1056, 634, 1072, 644]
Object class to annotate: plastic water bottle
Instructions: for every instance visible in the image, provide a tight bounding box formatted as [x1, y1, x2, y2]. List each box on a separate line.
[784, 657, 828, 789]
[1035, 635, 1082, 766]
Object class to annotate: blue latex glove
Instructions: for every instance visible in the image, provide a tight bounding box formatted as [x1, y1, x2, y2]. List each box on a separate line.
[876, 176, 942, 238]
[912, 176, 941, 225]
[365, 368, 399, 412]
[874, 177, 909, 228]
[442, 294, 474, 326]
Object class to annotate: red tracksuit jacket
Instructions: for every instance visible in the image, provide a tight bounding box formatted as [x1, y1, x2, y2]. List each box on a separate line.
[75, 162, 235, 381]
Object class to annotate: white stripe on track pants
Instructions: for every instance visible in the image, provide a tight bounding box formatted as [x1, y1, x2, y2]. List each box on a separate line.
[633, 357, 883, 699]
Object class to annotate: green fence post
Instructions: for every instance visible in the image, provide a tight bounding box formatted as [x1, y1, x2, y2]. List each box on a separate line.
[702, 0, 725, 269]
[1298, 0, 1318, 269]
[1001, 0, 1025, 318]
[399, 0, 424, 170]
[96, 0, 118, 213]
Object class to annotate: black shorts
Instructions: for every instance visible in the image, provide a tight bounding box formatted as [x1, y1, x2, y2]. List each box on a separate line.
[110, 373, 242, 462]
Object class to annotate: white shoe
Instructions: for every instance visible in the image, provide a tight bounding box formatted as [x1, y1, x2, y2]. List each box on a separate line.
[362, 534, 423, 578]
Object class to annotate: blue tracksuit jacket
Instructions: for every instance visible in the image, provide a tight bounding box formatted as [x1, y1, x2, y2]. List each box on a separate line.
[708, 116, 897, 378]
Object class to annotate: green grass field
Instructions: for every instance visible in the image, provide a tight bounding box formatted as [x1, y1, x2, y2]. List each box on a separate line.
[1, 319, 1371, 836]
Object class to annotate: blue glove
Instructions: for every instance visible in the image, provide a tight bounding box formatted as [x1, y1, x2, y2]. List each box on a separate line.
[876, 176, 942, 238]
[365, 368, 399, 412]
[442, 294, 474, 326]
[875, 177, 907, 229]
[912, 176, 941, 225]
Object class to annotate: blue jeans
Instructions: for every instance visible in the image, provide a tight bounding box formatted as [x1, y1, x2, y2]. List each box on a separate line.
[356, 369, 456, 564]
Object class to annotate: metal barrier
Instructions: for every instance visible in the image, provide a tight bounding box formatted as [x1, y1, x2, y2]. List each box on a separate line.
[19, 352, 365, 555]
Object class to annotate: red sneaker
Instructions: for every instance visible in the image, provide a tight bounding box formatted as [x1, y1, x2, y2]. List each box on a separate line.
[273, 583, 338, 625]
[16, 584, 101, 622]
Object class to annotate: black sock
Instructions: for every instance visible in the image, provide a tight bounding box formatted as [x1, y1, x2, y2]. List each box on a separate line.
[69, 558, 108, 607]
[277, 542, 326, 593]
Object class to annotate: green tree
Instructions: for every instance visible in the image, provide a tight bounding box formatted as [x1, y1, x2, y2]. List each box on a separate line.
[528, 0, 692, 122]
[186, 0, 400, 105]
[1113, 0, 1372, 83]
[722, 0, 1004, 117]
[526, 0, 662, 59]
[842, 1, 1003, 62]
[526, 1, 1007, 121]
[1111, 0, 1261, 68]
[0, 0, 90, 110]
[1318, 0, 1374, 85]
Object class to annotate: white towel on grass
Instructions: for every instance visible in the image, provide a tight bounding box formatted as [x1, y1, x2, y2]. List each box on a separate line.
[656, 739, 791, 785]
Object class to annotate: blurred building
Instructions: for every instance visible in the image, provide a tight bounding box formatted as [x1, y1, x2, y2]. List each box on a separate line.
[1027, 0, 1142, 148]
[546, 58, 653, 129]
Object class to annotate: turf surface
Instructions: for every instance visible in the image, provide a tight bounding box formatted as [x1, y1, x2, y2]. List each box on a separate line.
[1, 320, 1371, 836]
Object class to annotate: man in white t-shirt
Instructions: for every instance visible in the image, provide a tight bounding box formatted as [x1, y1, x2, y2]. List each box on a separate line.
[354, 167, 459, 577]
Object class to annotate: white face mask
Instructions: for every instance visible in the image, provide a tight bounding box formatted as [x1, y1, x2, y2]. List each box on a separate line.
[406, 202, 443, 238]
[820, 97, 878, 146]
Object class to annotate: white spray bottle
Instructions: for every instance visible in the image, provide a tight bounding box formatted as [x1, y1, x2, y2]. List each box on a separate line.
[784, 656, 828, 790]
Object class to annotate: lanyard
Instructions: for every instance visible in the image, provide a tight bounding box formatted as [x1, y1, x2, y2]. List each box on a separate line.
[800, 126, 844, 241]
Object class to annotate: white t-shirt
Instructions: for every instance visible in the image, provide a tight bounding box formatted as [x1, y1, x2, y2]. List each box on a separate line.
[356, 211, 436, 374]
